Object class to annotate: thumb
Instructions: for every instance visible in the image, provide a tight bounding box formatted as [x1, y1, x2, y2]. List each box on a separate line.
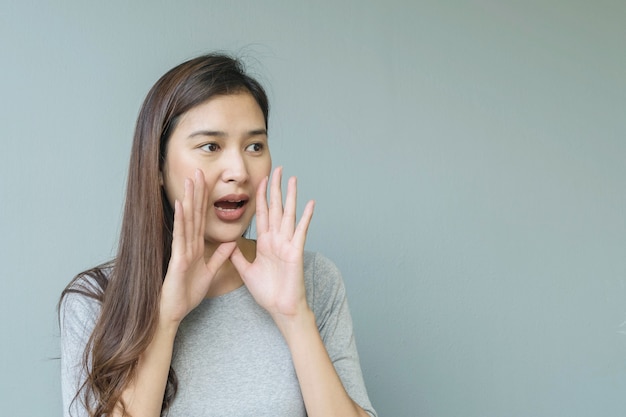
[206, 241, 237, 275]
[229, 245, 251, 277]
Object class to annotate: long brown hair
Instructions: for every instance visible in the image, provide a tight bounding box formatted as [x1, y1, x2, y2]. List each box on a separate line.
[60, 53, 269, 417]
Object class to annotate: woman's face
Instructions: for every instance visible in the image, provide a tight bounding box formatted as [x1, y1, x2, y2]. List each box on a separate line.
[161, 92, 271, 246]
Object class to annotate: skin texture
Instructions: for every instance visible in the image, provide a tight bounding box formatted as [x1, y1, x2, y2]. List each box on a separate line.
[117, 92, 369, 417]
[161, 92, 272, 251]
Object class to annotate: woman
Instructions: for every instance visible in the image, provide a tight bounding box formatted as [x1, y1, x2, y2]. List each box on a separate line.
[60, 54, 376, 417]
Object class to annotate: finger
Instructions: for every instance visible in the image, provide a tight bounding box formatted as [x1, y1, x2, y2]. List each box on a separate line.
[268, 166, 283, 232]
[292, 200, 315, 250]
[171, 199, 185, 259]
[280, 176, 297, 236]
[205, 241, 237, 277]
[255, 176, 269, 234]
[229, 245, 251, 279]
[193, 169, 207, 248]
[183, 177, 195, 253]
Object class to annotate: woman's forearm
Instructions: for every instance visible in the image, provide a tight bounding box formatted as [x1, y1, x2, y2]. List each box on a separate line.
[113, 320, 179, 417]
[275, 309, 370, 417]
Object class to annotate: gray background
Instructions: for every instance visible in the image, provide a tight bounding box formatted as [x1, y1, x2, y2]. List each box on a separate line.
[1, 1, 625, 416]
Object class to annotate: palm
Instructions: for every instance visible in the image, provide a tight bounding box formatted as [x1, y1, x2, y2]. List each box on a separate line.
[160, 170, 236, 324]
[231, 167, 315, 318]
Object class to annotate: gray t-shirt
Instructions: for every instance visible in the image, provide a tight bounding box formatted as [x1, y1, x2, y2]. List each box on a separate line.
[60, 252, 377, 417]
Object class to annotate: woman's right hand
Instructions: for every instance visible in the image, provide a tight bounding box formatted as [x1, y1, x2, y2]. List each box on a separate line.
[159, 169, 236, 325]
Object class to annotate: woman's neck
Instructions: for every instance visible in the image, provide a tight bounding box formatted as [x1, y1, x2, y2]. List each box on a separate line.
[204, 237, 256, 298]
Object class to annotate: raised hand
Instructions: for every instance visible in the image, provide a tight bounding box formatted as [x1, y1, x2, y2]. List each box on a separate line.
[160, 169, 237, 325]
[230, 166, 315, 320]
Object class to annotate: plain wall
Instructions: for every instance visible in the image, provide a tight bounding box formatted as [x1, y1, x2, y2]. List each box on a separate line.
[1, 1, 625, 416]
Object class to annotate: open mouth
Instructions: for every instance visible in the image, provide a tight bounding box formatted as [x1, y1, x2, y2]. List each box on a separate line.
[213, 194, 249, 221]
[214, 199, 247, 211]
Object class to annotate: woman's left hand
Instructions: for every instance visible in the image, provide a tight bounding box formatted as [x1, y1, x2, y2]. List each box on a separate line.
[230, 166, 315, 321]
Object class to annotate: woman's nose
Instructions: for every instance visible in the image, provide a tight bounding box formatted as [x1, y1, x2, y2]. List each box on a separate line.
[220, 149, 248, 183]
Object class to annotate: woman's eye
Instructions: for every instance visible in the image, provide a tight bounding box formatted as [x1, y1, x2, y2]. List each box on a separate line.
[245, 143, 264, 152]
[200, 143, 219, 152]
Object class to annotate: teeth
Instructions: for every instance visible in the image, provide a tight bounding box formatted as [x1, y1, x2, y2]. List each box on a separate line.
[215, 199, 245, 211]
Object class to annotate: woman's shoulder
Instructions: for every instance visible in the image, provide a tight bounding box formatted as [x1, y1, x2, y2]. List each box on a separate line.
[59, 262, 113, 318]
[65, 262, 112, 296]
[303, 251, 347, 308]
[303, 251, 340, 274]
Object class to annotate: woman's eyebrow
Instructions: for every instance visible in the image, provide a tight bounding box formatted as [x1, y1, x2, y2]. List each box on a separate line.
[188, 130, 226, 138]
[188, 129, 267, 138]
[249, 128, 268, 136]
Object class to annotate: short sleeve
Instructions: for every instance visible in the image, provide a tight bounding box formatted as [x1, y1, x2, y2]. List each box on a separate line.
[304, 252, 377, 417]
[59, 289, 101, 417]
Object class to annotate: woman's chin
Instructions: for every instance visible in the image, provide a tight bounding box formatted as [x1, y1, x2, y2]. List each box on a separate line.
[204, 229, 249, 246]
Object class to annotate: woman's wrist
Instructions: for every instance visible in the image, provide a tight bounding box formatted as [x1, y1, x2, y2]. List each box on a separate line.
[157, 306, 184, 335]
[272, 306, 317, 342]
